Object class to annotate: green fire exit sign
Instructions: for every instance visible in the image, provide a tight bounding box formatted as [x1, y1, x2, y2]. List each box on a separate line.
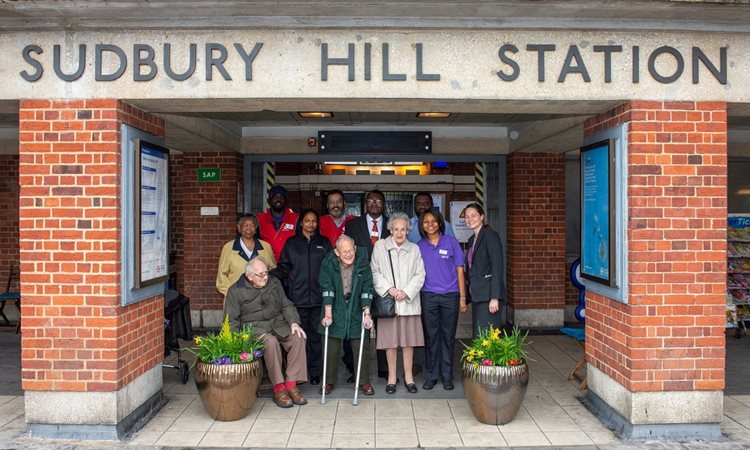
[197, 168, 221, 182]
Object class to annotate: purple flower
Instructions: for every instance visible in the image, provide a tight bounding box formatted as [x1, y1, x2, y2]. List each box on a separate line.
[253, 349, 263, 359]
[213, 356, 233, 365]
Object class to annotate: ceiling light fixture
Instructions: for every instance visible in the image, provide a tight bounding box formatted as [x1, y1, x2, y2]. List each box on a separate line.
[416, 112, 450, 118]
[299, 112, 333, 118]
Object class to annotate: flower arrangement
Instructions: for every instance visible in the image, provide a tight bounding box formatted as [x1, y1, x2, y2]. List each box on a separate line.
[462, 325, 530, 368]
[190, 315, 264, 366]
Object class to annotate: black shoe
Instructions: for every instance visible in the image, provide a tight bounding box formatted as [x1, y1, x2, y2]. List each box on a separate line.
[404, 381, 418, 394]
[347, 373, 355, 383]
[443, 380, 455, 390]
[385, 384, 397, 394]
[422, 379, 436, 390]
[310, 375, 320, 385]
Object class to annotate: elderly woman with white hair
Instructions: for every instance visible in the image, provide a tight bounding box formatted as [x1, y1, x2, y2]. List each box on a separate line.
[370, 212, 426, 394]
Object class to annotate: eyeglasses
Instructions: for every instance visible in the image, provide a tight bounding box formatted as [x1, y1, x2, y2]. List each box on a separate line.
[338, 248, 356, 255]
[366, 198, 384, 205]
[251, 271, 269, 278]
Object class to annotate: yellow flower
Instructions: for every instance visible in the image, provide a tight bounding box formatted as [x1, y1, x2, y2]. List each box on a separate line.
[482, 339, 490, 347]
[491, 328, 501, 340]
[194, 337, 203, 345]
[476, 350, 484, 357]
[241, 334, 249, 341]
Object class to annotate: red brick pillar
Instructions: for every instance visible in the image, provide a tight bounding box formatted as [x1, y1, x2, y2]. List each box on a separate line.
[19, 100, 166, 439]
[506, 153, 566, 327]
[583, 101, 726, 439]
[173, 152, 243, 328]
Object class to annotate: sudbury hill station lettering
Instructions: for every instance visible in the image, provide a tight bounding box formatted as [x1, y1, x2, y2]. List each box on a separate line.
[18, 41, 728, 85]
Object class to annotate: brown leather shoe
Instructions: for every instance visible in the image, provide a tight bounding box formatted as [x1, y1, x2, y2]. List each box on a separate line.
[360, 384, 375, 396]
[287, 386, 308, 405]
[319, 383, 334, 395]
[273, 389, 294, 408]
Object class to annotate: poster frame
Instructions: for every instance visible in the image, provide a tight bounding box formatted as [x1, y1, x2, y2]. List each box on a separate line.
[133, 138, 170, 288]
[579, 138, 616, 287]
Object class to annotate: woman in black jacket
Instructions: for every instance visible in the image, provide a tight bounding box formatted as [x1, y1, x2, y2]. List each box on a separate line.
[271, 208, 333, 384]
[464, 203, 506, 338]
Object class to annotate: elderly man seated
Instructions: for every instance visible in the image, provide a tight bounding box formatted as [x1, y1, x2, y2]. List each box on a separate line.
[225, 257, 308, 408]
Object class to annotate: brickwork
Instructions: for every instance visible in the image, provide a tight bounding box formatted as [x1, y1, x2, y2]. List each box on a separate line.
[174, 152, 243, 312]
[0, 155, 19, 292]
[506, 153, 567, 313]
[583, 101, 727, 392]
[18, 99, 164, 391]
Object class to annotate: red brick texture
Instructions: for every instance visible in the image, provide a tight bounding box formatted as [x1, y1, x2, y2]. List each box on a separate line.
[583, 101, 727, 392]
[171, 152, 243, 312]
[506, 153, 567, 314]
[0, 155, 20, 291]
[18, 99, 165, 392]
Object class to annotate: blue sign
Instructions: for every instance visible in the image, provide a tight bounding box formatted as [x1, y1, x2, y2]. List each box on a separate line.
[580, 139, 615, 286]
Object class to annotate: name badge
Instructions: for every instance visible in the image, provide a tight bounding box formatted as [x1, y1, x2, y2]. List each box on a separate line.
[439, 249, 449, 255]
[370, 231, 379, 237]
[283, 223, 294, 231]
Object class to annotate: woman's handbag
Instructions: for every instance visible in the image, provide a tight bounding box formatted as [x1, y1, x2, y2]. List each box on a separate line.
[371, 250, 397, 319]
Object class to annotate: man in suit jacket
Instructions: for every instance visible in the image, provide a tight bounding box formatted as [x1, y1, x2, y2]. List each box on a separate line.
[344, 189, 391, 378]
[344, 190, 391, 259]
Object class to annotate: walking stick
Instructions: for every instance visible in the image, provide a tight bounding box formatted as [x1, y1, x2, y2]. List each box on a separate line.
[352, 310, 366, 406]
[321, 320, 331, 405]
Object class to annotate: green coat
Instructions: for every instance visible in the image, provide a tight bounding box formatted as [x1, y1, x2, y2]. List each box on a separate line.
[224, 275, 300, 338]
[317, 248, 373, 339]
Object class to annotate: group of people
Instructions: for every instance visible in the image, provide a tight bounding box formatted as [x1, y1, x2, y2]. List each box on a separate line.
[216, 186, 506, 408]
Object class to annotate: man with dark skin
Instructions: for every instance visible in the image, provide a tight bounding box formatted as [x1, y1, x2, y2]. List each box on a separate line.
[407, 192, 455, 243]
[319, 189, 356, 247]
[344, 190, 390, 259]
[257, 185, 299, 261]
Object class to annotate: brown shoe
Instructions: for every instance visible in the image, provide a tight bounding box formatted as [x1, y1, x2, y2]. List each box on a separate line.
[287, 387, 308, 405]
[360, 384, 375, 396]
[273, 389, 294, 408]
[319, 383, 334, 395]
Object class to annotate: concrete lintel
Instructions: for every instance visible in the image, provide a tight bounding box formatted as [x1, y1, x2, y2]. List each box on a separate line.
[510, 117, 587, 153]
[159, 113, 241, 153]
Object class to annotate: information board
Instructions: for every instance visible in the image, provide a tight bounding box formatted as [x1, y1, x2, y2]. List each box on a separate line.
[134, 140, 170, 288]
[580, 139, 615, 286]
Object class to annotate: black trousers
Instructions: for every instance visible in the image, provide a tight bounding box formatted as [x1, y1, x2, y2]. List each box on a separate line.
[298, 306, 323, 377]
[421, 291, 460, 381]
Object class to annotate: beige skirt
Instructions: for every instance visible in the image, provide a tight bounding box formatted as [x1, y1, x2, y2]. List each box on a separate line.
[376, 315, 425, 349]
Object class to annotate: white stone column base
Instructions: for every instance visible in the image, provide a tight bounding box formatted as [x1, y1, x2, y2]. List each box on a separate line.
[586, 365, 722, 440]
[25, 363, 165, 440]
[508, 306, 564, 328]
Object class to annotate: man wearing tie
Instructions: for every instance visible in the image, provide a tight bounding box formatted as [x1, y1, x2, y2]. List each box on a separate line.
[344, 190, 390, 259]
[344, 189, 391, 378]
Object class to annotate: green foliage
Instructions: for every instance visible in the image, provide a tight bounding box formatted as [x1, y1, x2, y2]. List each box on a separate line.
[461, 325, 530, 367]
[188, 315, 264, 365]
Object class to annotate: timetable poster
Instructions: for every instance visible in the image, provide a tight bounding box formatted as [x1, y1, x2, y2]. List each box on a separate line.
[138, 142, 169, 287]
[580, 139, 615, 286]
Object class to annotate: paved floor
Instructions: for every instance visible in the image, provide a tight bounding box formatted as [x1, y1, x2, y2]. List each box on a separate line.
[3, 325, 750, 448]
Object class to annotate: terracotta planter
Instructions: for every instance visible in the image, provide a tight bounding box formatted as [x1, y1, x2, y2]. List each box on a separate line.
[462, 362, 529, 425]
[194, 359, 263, 421]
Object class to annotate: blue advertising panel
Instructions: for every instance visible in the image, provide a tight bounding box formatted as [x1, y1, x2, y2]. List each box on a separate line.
[580, 139, 615, 286]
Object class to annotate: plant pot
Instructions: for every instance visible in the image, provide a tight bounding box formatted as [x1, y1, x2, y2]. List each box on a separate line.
[462, 362, 529, 425]
[194, 359, 263, 421]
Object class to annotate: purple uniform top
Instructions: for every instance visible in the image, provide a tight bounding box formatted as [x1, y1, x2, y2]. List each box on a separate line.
[417, 234, 465, 294]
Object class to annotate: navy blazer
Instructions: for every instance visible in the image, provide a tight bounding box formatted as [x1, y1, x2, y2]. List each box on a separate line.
[465, 226, 505, 303]
[344, 214, 391, 260]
